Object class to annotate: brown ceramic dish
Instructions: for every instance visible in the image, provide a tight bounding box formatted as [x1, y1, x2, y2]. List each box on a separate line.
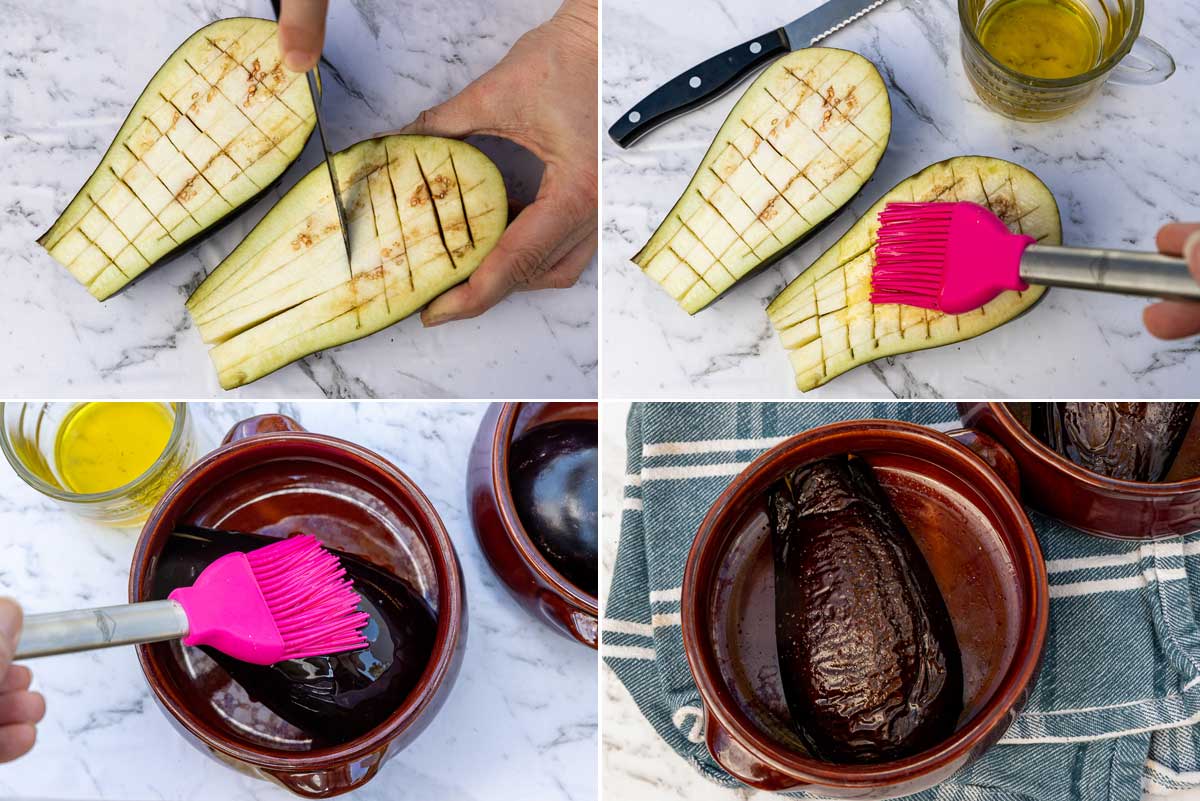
[129, 414, 465, 798]
[960, 402, 1200, 540]
[682, 420, 1048, 799]
[467, 402, 598, 649]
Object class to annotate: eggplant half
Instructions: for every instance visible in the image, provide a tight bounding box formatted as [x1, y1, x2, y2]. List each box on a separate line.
[1030, 402, 1198, 483]
[769, 454, 962, 764]
[767, 156, 1062, 391]
[186, 135, 508, 390]
[634, 48, 890, 314]
[38, 18, 316, 300]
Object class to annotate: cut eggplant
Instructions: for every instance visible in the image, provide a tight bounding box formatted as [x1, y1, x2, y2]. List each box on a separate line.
[633, 48, 890, 314]
[38, 18, 316, 300]
[1029, 402, 1198, 483]
[186, 134, 507, 390]
[769, 454, 962, 764]
[768, 156, 1062, 391]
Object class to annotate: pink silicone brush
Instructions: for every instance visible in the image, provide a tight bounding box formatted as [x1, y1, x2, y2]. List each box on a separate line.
[15, 534, 370, 665]
[870, 201, 1200, 314]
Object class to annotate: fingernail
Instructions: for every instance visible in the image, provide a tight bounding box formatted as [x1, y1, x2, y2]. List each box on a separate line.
[422, 312, 450, 328]
[1185, 230, 1200, 264]
[0, 599, 22, 645]
[283, 50, 314, 73]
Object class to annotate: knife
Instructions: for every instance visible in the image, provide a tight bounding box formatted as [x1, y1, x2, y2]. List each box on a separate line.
[303, 70, 354, 277]
[608, 0, 891, 148]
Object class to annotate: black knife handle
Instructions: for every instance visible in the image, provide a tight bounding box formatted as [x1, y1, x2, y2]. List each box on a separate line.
[608, 29, 790, 149]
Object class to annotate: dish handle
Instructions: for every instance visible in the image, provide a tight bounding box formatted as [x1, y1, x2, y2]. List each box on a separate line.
[946, 428, 1020, 496]
[705, 711, 801, 792]
[539, 591, 598, 649]
[262, 754, 384, 798]
[222, 413, 307, 445]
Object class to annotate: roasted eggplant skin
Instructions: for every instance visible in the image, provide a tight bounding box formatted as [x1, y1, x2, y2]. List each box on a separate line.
[1030, 402, 1198, 483]
[769, 454, 962, 764]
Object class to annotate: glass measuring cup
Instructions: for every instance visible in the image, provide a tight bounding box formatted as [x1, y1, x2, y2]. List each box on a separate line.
[0, 402, 199, 527]
[959, 0, 1175, 121]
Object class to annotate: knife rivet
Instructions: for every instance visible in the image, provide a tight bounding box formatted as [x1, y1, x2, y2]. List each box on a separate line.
[689, 76, 702, 88]
[750, 41, 762, 54]
[629, 111, 641, 123]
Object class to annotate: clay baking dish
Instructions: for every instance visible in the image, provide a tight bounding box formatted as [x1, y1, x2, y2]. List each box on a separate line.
[682, 420, 1048, 799]
[467, 402, 597, 648]
[960, 402, 1200, 540]
[129, 414, 465, 798]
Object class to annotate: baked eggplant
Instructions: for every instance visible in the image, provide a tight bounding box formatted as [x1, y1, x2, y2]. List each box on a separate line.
[186, 134, 508, 389]
[769, 454, 962, 763]
[1030, 402, 1198, 483]
[38, 18, 316, 300]
[634, 48, 890, 313]
[152, 525, 437, 745]
[767, 156, 1061, 391]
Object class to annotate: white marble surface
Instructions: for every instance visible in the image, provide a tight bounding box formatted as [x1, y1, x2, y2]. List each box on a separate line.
[601, 0, 1200, 399]
[0, 402, 597, 801]
[597, 401, 1200, 800]
[0, 0, 597, 399]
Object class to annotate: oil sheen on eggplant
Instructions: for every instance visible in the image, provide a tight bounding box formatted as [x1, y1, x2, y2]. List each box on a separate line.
[1029, 402, 1198, 483]
[150, 525, 437, 745]
[508, 420, 598, 596]
[768, 454, 963, 763]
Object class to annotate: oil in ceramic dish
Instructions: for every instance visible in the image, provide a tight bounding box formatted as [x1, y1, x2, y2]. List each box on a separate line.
[978, 0, 1102, 79]
[54, 402, 174, 493]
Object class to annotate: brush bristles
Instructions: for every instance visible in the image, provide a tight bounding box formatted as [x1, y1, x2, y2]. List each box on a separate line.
[870, 202, 952, 308]
[246, 535, 370, 661]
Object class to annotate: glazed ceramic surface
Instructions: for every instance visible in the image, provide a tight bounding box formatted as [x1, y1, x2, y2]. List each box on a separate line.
[468, 403, 599, 648]
[682, 421, 1047, 798]
[0, 404, 597, 801]
[961, 402, 1200, 540]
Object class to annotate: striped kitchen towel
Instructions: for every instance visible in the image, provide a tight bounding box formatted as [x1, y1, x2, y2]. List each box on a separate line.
[603, 402, 1200, 800]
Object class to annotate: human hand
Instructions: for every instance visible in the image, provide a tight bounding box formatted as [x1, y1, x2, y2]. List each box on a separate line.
[1143, 223, 1200, 339]
[277, 0, 330, 72]
[0, 599, 44, 763]
[400, 0, 598, 326]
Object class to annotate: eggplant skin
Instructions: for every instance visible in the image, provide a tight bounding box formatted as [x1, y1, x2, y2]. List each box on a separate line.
[769, 454, 963, 764]
[1030, 402, 1198, 483]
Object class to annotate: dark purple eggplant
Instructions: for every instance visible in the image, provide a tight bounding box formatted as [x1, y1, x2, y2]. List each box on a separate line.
[769, 454, 962, 764]
[1030, 402, 1198, 483]
[508, 420, 598, 597]
[151, 525, 437, 745]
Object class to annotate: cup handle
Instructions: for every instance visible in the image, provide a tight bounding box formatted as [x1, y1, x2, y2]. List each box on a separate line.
[222, 413, 307, 445]
[1108, 35, 1176, 86]
[705, 711, 801, 792]
[538, 591, 598, 649]
[946, 428, 1021, 497]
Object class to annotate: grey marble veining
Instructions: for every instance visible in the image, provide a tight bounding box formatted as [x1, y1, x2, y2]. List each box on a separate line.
[0, 0, 596, 399]
[602, 0, 1200, 399]
[0, 403, 597, 801]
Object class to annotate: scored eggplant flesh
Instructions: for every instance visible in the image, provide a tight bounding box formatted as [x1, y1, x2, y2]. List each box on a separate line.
[634, 48, 890, 314]
[38, 18, 316, 300]
[769, 454, 963, 763]
[1030, 402, 1199, 483]
[767, 156, 1062, 391]
[186, 134, 508, 390]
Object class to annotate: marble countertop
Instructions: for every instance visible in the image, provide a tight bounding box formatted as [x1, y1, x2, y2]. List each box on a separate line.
[1, 0, 596, 399]
[601, 0, 1200, 399]
[0, 403, 597, 801]
[598, 401, 1197, 800]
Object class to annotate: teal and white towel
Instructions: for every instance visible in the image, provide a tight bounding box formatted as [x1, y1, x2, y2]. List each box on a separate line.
[603, 402, 1200, 800]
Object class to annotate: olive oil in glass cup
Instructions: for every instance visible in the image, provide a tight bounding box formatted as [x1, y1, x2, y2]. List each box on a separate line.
[959, 0, 1175, 121]
[0, 402, 199, 527]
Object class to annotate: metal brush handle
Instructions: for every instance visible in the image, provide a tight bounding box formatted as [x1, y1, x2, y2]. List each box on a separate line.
[1020, 245, 1200, 301]
[15, 601, 189, 659]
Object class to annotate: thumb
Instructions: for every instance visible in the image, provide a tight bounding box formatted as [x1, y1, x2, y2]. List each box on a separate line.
[0, 599, 23, 668]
